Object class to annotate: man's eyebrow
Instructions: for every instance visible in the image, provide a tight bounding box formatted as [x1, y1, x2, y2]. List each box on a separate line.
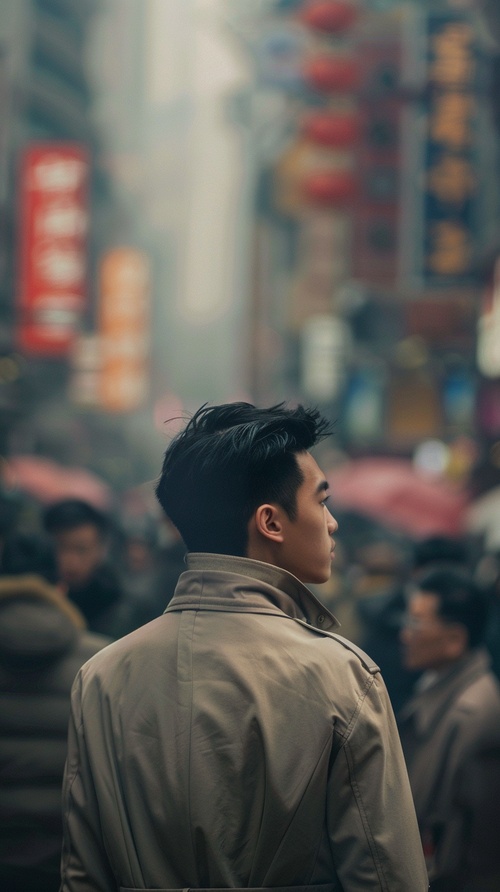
[316, 480, 329, 495]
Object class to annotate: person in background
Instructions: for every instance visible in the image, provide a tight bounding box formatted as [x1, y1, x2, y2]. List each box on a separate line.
[355, 535, 471, 714]
[0, 532, 109, 892]
[399, 563, 500, 891]
[43, 499, 122, 636]
[0, 486, 21, 559]
[112, 515, 170, 637]
[60, 402, 427, 892]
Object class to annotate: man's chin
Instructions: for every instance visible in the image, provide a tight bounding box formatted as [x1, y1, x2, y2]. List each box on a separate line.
[308, 569, 332, 586]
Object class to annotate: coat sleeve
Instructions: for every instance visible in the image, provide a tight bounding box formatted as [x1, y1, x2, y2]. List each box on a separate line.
[327, 671, 429, 891]
[60, 671, 116, 892]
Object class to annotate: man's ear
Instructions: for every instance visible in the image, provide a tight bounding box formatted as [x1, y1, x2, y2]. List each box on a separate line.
[254, 504, 284, 543]
[446, 623, 468, 660]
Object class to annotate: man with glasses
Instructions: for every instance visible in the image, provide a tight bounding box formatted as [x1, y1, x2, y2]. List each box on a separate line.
[399, 564, 500, 891]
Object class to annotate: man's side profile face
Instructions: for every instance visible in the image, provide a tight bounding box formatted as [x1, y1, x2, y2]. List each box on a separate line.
[400, 591, 467, 672]
[250, 451, 338, 585]
[52, 523, 106, 589]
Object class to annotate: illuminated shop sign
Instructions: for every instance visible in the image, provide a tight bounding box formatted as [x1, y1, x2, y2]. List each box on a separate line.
[98, 249, 150, 413]
[17, 144, 89, 355]
[422, 13, 479, 286]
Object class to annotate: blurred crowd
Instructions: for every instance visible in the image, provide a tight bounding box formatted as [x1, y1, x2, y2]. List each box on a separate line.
[0, 488, 500, 890]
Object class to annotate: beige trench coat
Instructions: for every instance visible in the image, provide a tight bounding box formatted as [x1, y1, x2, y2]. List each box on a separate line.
[60, 554, 428, 892]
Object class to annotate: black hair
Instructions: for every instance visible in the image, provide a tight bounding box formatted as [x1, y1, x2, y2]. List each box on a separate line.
[412, 536, 468, 570]
[413, 563, 489, 648]
[1, 532, 59, 585]
[42, 499, 109, 538]
[155, 401, 332, 555]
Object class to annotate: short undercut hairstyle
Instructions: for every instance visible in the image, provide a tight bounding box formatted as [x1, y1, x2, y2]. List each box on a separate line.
[155, 402, 331, 556]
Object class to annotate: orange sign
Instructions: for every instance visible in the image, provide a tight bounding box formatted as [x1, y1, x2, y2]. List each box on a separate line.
[98, 249, 150, 412]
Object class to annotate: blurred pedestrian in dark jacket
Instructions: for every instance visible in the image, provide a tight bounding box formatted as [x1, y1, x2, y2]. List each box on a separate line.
[357, 535, 471, 713]
[112, 515, 172, 637]
[0, 532, 109, 892]
[399, 564, 500, 891]
[43, 499, 122, 636]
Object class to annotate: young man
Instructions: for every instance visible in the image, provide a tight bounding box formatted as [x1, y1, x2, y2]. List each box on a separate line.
[43, 499, 122, 636]
[60, 403, 427, 892]
[399, 564, 500, 891]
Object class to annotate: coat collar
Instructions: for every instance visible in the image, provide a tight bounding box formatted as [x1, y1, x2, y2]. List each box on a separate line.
[166, 552, 340, 632]
[399, 648, 492, 737]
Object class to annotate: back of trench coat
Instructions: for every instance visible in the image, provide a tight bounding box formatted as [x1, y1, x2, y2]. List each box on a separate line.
[60, 555, 428, 892]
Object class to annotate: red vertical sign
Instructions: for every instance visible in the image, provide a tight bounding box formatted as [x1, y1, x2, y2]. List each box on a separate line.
[17, 143, 89, 356]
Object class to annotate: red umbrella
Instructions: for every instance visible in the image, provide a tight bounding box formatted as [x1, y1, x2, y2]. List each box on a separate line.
[329, 457, 468, 538]
[2, 455, 113, 510]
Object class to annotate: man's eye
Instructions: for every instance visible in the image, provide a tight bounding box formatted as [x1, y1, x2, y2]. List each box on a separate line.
[321, 496, 330, 507]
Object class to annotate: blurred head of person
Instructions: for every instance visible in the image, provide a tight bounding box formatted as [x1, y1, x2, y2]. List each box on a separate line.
[412, 535, 469, 575]
[155, 402, 337, 584]
[120, 515, 159, 574]
[401, 564, 489, 673]
[1, 531, 59, 585]
[43, 499, 109, 590]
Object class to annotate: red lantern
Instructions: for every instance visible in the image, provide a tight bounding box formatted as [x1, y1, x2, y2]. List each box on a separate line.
[302, 111, 359, 147]
[299, 1, 358, 34]
[302, 170, 357, 205]
[303, 55, 359, 93]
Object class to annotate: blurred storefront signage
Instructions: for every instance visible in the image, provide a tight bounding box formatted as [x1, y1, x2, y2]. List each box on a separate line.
[477, 257, 500, 378]
[477, 381, 500, 437]
[255, 24, 307, 90]
[298, 1, 358, 34]
[402, 10, 484, 289]
[342, 365, 385, 444]
[274, 137, 356, 214]
[302, 54, 359, 93]
[290, 211, 351, 326]
[300, 313, 351, 401]
[423, 13, 478, 285]
[98, 248, 150, 413]
[17, 143, 89, 356]
[69, 334, 102, 409]
[351, 37, 402, 287]
[387, 370, 442, 446]
[301, 110, 360, 148]
[302, 168, 357, 205]
[272, 4, 360, 330]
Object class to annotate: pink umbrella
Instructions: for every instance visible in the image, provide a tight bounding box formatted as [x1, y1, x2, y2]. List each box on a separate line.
[2, 455, 113, 510]
[329, 457, 468, 539]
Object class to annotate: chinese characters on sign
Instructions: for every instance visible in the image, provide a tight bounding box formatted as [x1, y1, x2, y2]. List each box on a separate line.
[423, 15, 478, 285]
[17, 144, 89, 355]
[98, 249, 150, 413]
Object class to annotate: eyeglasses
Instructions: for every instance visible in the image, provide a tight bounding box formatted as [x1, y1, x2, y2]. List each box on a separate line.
[401, 614, 445, 633]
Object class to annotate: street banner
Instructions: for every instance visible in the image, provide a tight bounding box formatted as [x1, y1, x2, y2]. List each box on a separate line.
[98, 248, 150, 413]
[17, 143, 89, 355]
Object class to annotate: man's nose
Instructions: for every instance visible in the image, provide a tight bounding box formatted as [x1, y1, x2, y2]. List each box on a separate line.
[327, 511, 338, 534]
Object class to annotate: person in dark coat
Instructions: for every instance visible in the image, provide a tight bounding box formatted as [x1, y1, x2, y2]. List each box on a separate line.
[43, 499, 122, 636]
[0, 532, 109, 892]
[399, 563, 500, 891]
[358, 535, 471, 713]
[112, 515, 176, 637]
